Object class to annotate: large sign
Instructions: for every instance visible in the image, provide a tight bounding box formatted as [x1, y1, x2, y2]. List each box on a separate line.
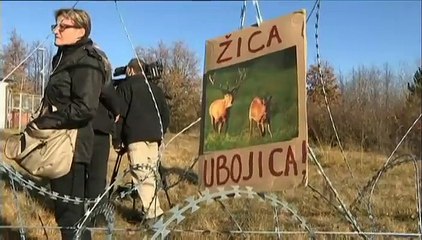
[198, 10, 308, 192]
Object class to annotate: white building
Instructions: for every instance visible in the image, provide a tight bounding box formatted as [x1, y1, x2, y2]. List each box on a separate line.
[0, 82, 8, 129]
[0, 78, 12, 129]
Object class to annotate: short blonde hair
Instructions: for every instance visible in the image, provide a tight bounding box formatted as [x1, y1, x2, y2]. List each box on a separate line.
[55, 8, 91, 39]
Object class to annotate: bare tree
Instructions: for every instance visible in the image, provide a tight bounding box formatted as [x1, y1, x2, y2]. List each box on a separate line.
[0, 49, 4, 76]
[27, 41, 54, 95]
[27, 40, 43, 94]
[135, 40, 202, 132]
[2, 29, 32, 93]
[407, 66, 422, 103]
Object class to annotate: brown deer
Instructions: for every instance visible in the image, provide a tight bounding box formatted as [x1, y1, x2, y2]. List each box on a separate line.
[208, 68, 247, 134]
[249, 95, 273, 138]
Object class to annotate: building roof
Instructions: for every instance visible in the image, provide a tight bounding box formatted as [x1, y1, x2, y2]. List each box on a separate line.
[0, 76, 14, 83]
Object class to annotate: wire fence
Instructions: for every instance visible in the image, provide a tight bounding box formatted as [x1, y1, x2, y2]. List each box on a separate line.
[1, 1, 421, 240]
[4, 91, 42, 130]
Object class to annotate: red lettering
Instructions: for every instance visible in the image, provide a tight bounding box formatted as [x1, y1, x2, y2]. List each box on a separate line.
[216, 26, 282, 65]
[266, 25, 282, 47]
[258, 153, 263, 177]
[230, 154, 242, 183]
[269, 148, 283, 176]
[243, 152, 254, 180]
[248, 30, 264, 53]
[203, 158, 215, 187]
[216, 155, 230, 185]
[236, 37, 242, 57]
[203, 145, 303, 188]
[285, 146, 298, 176]
[217, 36, 233, 64]
[302, 140, 307, 176]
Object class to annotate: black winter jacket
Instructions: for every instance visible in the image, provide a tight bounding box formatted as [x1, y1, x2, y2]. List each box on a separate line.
[114, 75, 170, 146]
[33, 38, 106, 164]
[91, 47, 121, 135]
[92, 82, 120, 135]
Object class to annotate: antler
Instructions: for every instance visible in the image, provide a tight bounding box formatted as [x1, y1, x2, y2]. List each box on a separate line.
[208, 72, 230, 93]
[229, 67, 247, 95]
[208, 68, 247, 95]
[208, 73, 215, 85]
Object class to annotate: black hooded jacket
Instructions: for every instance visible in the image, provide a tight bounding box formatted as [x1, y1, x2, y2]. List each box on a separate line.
[33, 38, 106, 164]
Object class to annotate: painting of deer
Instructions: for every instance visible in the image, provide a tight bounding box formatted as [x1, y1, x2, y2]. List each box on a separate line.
[249, 96, 273, 138]
[208, 68, 247, 134]
[202, 45, 301, 153]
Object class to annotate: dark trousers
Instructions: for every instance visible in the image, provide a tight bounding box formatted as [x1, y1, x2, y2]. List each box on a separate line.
[50, 163, 91, 240]
[85, 132, 111, 229]
[86, 132, 110, 199]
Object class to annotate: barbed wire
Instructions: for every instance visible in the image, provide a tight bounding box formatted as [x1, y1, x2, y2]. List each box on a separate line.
[351, 153, 419, 210]
[1, 1, 422, 239]
[367, 113, 422, 230]
[0, 115, 201, 239]
[74, 201, 116, 239]
[370, 154, 421, 236]
[1, 224, 422, 238]
[0, 224, 420, 238]
[0, 160, 143, 205]
[311, 1, 370, 238]
[4, 129, 420, 240]
[164, 156, 199, 190]
[353, 153, 421, 237]
[149, 186, 316, 239]
[113, 0, 164, 143]
[314, 0, 358, 186]
[310, 3, 420, 239]
[308, 146, 368, 239]
[0, 1, 80, 83]
[1, 186, 317, 238]
[0, 3, 83, 239]
[9, 176, 26, 239]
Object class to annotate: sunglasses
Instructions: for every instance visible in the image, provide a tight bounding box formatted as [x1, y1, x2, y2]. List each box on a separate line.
[51, 23, 78, 32]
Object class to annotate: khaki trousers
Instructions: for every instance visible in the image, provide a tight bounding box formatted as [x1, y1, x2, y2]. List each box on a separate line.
[127, 141, 163, 219]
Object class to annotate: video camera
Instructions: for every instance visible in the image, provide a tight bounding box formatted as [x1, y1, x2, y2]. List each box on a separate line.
[112, 59, 172, 102]
[113, 59, 164, 82]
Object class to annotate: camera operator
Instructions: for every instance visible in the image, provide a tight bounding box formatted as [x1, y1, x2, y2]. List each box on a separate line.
[114, 58, 170, 220]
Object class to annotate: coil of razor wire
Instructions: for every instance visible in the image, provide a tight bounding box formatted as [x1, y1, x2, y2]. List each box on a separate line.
[367, 114, 422, 227]
[149, 186, 315, 240]
[3, 1, 421, 239]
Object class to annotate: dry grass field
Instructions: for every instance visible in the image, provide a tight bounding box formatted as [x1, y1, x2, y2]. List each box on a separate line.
[0, 129, 420, 240]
